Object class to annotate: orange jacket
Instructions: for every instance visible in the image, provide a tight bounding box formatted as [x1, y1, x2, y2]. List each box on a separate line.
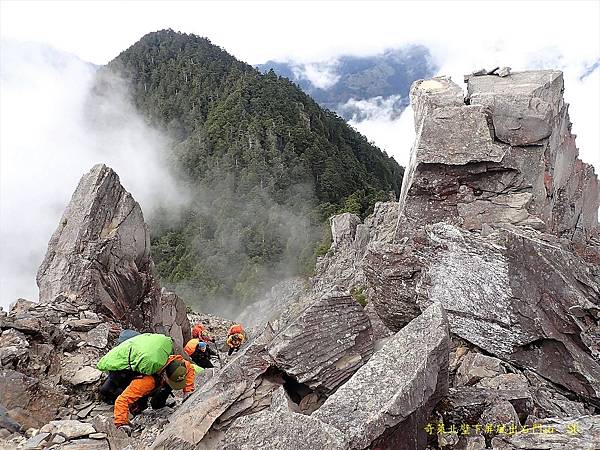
[113, 355, 195, 426]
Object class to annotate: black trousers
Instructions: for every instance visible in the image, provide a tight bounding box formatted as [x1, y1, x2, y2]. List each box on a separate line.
[191, 355, 214, 368]
[99, 370, 173, 414]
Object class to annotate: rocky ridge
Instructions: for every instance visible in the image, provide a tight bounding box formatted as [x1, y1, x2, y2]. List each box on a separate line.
[0, 165, 190, 449]
[2, 69, 599, 450]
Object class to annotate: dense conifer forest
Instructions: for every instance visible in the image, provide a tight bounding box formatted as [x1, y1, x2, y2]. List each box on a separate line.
[98, 30, 403, 313]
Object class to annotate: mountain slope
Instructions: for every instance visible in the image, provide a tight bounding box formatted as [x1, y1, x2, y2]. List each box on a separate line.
[96, 29, 403, 313]
[258, 46, 436, 121]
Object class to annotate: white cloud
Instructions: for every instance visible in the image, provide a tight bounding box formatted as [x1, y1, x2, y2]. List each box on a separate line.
[292, 61, 340, 89]
[0, 0, 598, 304]
[0, 40, 186, 307]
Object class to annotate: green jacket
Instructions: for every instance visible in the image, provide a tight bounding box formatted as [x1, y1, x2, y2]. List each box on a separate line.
[97, 333, 174, 375]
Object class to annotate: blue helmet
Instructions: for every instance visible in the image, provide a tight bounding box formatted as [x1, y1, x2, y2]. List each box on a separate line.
[198, 341, 207, 351]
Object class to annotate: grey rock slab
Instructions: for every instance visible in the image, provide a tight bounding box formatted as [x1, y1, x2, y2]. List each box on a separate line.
[330, 213, 361, 249]
[76, 404, 95, 419]
[85, 324, 109, 349]
[410, 76, 465, 131]
[266, 288, 373, 393]
[415, 105, 507, 166]
[23, 432, 50, 449]
[40, 420, 95, 439]
[52, 435, 66, 444]
[313, 303, 449, 450]
[456, 352, 505, 386]
[221, 407, 347, 450]
[475, 373, 530, 391]
[0, 329, 29, 365]
[70, 367, 102, 386]
[55, 439, 109, 450]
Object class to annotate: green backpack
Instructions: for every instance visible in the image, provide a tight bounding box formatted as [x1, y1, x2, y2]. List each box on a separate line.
[97, 333, 174, 375]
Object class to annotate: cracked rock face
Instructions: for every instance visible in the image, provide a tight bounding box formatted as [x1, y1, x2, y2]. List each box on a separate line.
[36, 164, 190, 343]
[396, 71, 599, 243]
[366, 223, 600, 406]
[152, 290, 374, 449]
[312, 303, 449, 450]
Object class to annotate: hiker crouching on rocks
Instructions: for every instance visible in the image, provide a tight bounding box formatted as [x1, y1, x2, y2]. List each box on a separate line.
[184, 339, 218, 368]
[226, 324, 247, 356]
[96, 333, 195, 434]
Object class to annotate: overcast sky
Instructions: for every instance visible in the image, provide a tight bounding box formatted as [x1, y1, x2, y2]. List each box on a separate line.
[2, 0, 598, 167]
[0, 0, 599, 305]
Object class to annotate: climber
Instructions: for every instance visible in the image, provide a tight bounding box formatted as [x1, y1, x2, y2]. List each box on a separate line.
[96, 333, 196, 433]
[191, 323, 215, 344]
[184, 338, 218, 368]
[226, 323, 247, 356]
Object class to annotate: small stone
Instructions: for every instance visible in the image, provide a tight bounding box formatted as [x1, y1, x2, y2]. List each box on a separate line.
[497, 66, 511, 77]
[88, 432, 107, 439]
[52, 434, 66, 444]
[23, 432, 50, 449]
[70, 367, 102, 385]
[77, 404, 95, 419]
[40, 420, 95, 439]
[86, 324, 109, 349]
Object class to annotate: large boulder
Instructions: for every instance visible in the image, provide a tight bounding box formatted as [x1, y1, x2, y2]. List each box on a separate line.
[36, 164, 190, 340]
[395, 71, 599, 243]
[365, 223, 600, 406]
[1, 165, 191, 433]
[152, 290, 375, 449]
[312, 303, 449, 450]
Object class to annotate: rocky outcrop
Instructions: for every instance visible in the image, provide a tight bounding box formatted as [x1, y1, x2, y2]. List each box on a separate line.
[0, 165, 190, 437]
[313, 303, 449, 449]
[163, 303, 447, 450]
[366, 223, 600, 406]
[152, 289, 374, 448]
[36, 164, 190, 341]
[396, 71, 599, 243]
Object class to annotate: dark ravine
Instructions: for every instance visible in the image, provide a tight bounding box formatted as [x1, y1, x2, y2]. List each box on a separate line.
[1, 69, 599, 450]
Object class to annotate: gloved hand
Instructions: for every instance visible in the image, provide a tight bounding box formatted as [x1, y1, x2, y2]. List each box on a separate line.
[117, 424, 132, 437]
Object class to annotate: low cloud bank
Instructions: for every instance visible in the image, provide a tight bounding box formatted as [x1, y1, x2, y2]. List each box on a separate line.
[0, 40, 185, 307]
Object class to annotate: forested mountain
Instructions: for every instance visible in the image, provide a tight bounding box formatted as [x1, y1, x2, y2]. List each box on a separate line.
[95, 30, 403, 314]
[258, 46, 436, 121]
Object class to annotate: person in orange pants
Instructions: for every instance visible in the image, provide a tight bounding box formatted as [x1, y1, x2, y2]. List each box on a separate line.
[100, 355, 195, 434]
